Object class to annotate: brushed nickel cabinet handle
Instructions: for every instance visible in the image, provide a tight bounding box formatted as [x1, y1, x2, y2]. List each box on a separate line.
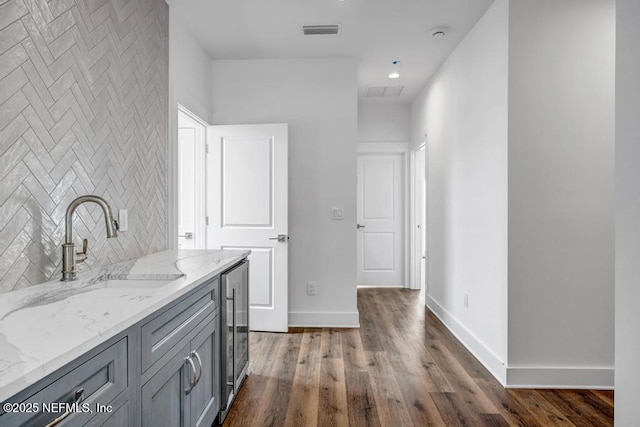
[191, 350, 203, 387]
[184, 356, 197, 395]
[45, 387, 85, 427]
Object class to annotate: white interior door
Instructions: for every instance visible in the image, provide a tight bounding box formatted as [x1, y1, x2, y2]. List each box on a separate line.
[206, 124, 288, 332]
[357, 153, 404, 286]
[177, 109, 206, 249]
[178, 128, 196, 249]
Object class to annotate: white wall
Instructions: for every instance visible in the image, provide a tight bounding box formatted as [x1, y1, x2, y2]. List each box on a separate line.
[358, 104, 410, 143]
[169, 13, 212, 123]
[410, 0, 509, 383]
[507, 0, 615, 388]
[615, 0, 640, 423]
[211, 59, 359, 327]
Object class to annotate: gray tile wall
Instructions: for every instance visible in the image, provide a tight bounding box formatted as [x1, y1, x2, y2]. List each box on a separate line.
[0, 0, 169, 293]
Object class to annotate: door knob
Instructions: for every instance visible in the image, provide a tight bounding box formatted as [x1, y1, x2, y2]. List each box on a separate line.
[356, 224, 366, 229]
[178, 232, 194, 240]
[269, 234, 288, 243]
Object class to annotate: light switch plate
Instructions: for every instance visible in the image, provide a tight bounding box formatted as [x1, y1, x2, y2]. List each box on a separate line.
[118, 209, 129, 231]
[331, 206, 344, 220]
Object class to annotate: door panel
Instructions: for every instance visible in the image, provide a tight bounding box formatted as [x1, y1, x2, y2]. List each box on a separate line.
[222, 246, 272, 307]
[221, 137, 273, 227]
[178, 128, 196, 250]
[363, 233, 395, 271]
[357, 153, 404, 286]
[207, 124, 288, 332]
[363, 159, 395, 220]
[177, 109, 206, 249]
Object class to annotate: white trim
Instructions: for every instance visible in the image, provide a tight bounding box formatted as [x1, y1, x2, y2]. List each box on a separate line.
[357, 142, 410, 288]
[178, 104, 209, 127]
[427, 296, 614, 389]
[426, 295, 507, 385]
[177, 106, 207, 249]
[168, 81, 176, 250]
[357, 285, 404, 288]
[357, 142, 410, 153]
[169, 85, 211, 250]
[169, 102, 210, 251]
[506, 367, 614, 389]
[288, 311, 360, 328]
[410, 143, 426, 290]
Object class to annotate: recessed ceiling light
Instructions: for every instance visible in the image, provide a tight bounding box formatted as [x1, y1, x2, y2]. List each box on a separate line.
[388, 61, 401, 79]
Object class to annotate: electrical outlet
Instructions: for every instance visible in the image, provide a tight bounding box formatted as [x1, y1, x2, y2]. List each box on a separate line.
[118, 209, 129, 231]
[307, 281, 317, 296]
[464, 292, 469, 308]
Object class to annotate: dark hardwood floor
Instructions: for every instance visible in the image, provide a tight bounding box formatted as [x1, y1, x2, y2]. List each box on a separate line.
[223, 288, 614, 426]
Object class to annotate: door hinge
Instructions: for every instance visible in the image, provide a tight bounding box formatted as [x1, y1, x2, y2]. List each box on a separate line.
[205, 216, 209, 226]
[206, 144, 209, 154]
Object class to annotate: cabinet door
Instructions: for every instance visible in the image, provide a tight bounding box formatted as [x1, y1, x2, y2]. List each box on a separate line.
[141, 343, 192, 427]
[95, 402, 130, 427]
[189, 316, 220, 427]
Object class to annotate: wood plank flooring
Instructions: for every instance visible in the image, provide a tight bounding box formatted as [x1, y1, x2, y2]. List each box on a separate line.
[223, 288, 614, 426]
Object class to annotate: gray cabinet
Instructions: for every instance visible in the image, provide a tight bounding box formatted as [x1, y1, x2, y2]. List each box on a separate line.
[141, 315, 219, 427]
[0, 337, 128, 427]
[94, 402, 130, 426]
[189, 318, 220, 427]
[85, 393, 131, 426]
[140, 281, 218, 373]
[1, 266, 232, 427]
[140, 277, 220, 427]
[141, 341, 192, 426]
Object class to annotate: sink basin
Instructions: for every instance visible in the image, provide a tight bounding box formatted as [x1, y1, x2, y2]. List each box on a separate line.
[99, 279, 175, 289]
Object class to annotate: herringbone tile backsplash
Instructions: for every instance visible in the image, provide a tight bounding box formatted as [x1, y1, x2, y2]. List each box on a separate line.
[0, 0, 169, 293]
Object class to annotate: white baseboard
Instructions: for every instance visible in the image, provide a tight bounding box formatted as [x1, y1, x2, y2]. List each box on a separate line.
[356, 285, 405, 288]
[506, 367, 614, 389]
[426, 296, 614, 389]
[288, 311, 360, 328]
[426, 295, 507, 385]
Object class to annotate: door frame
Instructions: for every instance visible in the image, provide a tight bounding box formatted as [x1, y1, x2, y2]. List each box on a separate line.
[410, 143, 426, 290]
[178, 107, 207, 249]
[357, 142, 410, 288]
[169, 104, 209, 249]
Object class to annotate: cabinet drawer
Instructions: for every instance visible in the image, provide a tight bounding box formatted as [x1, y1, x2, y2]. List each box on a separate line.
[141, 278, 219, 373]
[0, 337, 127, 427]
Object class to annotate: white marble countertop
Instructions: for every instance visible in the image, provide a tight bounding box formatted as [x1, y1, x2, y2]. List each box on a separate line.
[0, 249, 249, 403]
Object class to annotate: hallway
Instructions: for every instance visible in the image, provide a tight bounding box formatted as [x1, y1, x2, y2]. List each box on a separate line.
[224, 288, 613, 426]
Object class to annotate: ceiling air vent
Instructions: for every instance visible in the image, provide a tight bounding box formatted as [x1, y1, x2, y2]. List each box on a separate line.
[367, 86, 405, 98]
[302, 25, 340, 36]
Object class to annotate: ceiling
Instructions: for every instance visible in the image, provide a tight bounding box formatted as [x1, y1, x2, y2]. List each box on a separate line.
[168, 0, 494, 104]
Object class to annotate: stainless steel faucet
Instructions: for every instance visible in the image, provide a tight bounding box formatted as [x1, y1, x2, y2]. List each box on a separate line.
[61, 195, 119, 281]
